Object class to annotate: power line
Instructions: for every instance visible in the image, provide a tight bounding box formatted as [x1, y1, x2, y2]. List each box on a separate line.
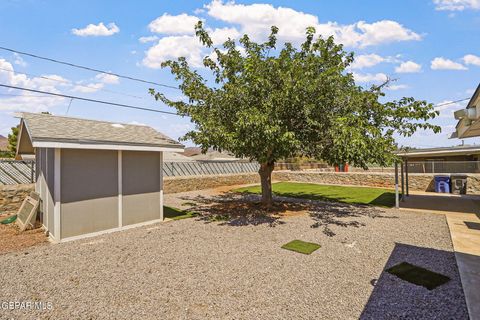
[0, 83, 181, 116]
[0, 82, 471, 116]
[0, 93, 56, 98]
[0, 66, 147, 100]
[0, 46, 180, 90]
[434, 98, 470, 108]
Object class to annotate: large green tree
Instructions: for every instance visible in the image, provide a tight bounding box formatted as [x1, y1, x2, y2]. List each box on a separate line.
[151, 23, 440, 206]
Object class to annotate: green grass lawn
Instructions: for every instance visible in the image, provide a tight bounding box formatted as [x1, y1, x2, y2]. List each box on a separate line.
[281, 240, 321, 255]
[235, 182, 395, 207]
[163, 206, 198, 220]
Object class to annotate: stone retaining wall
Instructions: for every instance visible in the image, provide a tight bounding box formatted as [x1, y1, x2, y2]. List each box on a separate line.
[164, 173, 260, 194]
[165, 171, 480, 195]
[273, 171, 436, 191]
[0, 184, 35, 215]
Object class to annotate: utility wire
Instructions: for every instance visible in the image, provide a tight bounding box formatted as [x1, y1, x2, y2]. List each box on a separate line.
[0, 46, 180, 90]
[0, 93, 56, 98]
[0, 83, 181, 116]
[0, 83, 470, 115]
[0, 66, 146, 100]
[434, 98, 470, 108]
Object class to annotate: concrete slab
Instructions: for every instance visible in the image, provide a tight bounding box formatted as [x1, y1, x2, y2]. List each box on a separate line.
[400, 193, 480, 320]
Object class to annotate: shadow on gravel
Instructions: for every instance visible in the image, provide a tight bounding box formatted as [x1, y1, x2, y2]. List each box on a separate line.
[178, 192, 396, 233]
[360, 243, 468, 320]
[308, 202, 392, 237]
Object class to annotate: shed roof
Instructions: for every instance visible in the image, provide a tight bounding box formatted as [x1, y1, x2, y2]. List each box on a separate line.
[17, 112, 183, 155]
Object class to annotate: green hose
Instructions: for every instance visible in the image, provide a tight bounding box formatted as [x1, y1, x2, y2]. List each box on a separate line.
[0, 215, 17, 224]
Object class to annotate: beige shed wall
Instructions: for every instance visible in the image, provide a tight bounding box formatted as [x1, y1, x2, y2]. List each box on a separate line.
[60, 149, 118, 238]
[122, 151, 161, 226]
[35, 148, 56, 237]
[45, 148, 55, 234]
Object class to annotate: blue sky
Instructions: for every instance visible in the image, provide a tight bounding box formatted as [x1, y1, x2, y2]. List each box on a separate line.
[0, 0, 479, 148]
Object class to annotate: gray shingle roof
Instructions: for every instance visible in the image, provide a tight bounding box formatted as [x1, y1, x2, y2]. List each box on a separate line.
[21, 112, 183, 149]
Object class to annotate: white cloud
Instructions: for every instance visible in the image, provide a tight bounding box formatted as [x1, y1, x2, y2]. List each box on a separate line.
[129, 121, 148, 126]
[143, 35, 205, 68]
[463, 54, 480, 66]
[0, 59, 66, 112]
[72, 22, 120, 37]
[386, 84, 408, 91]
[13, 53, 27, 67]
[72, 82, 104, 93]
[395, 61, 422, 73]
[142, 1, 421, 69]
[139, 36, 159, 43]
[433, 0, 480, 11]
[354, 20, 421, 48]
[205, 0, 421, 48]
[142, 27, 240, 68]
[352, 72, 388, 84]
[95, 73, 119, 84]
[148, 13, 200, 35]
[431, 57, 467, 70]
[350, 54, 385, 69]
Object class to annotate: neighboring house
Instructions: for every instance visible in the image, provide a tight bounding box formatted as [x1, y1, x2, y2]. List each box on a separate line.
[397, 145, 480, 173]
[452, 83, 480, 138]
[397, 145, 480, 161]
[184, 147, 241, 161]
[163, 152, 195, 162]
[16, 112, 184, 243]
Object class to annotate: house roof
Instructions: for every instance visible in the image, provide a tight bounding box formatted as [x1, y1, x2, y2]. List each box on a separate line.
[163, 152, 195, 162]
[396, 145, 480, 158]
[17, 112, 183, 155]
[190, 150, 241, 161]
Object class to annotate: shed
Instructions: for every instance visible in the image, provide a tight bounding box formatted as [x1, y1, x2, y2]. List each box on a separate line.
[15, 112, 184, 242]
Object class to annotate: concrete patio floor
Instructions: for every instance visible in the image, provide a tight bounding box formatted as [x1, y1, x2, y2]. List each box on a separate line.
[400, 192, 480, 320]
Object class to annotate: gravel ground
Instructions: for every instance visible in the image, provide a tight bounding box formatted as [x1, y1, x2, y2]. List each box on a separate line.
[0, 189, 468, 320]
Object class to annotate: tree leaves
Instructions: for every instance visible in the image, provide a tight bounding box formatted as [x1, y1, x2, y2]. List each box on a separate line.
[151, 24, 440, 169]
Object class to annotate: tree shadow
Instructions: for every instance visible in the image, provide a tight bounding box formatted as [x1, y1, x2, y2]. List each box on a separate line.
[360, 243, 468, 319]
[307, 201, 394, 236]
[369, 192, 395, 207]
[177, 192, 396, 233]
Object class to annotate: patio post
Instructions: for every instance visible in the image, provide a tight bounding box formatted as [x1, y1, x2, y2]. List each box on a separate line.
[395, 162, 399, 209]
[405, 158, 409, 196]
[401, 159, 405, 202]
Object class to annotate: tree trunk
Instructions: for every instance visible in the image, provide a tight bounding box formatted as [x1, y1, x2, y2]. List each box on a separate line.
[259, 161, 275, 207]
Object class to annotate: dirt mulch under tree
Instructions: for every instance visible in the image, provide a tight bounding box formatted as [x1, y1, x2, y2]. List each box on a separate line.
[0, 223, 48, 255]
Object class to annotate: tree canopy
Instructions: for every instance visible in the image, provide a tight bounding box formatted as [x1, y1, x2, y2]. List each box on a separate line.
[5, 125, 19, 158]
[151, 23, 440, 205]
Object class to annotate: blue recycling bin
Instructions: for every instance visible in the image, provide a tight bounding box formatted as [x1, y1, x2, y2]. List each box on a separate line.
[434, 175, 450, 193]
